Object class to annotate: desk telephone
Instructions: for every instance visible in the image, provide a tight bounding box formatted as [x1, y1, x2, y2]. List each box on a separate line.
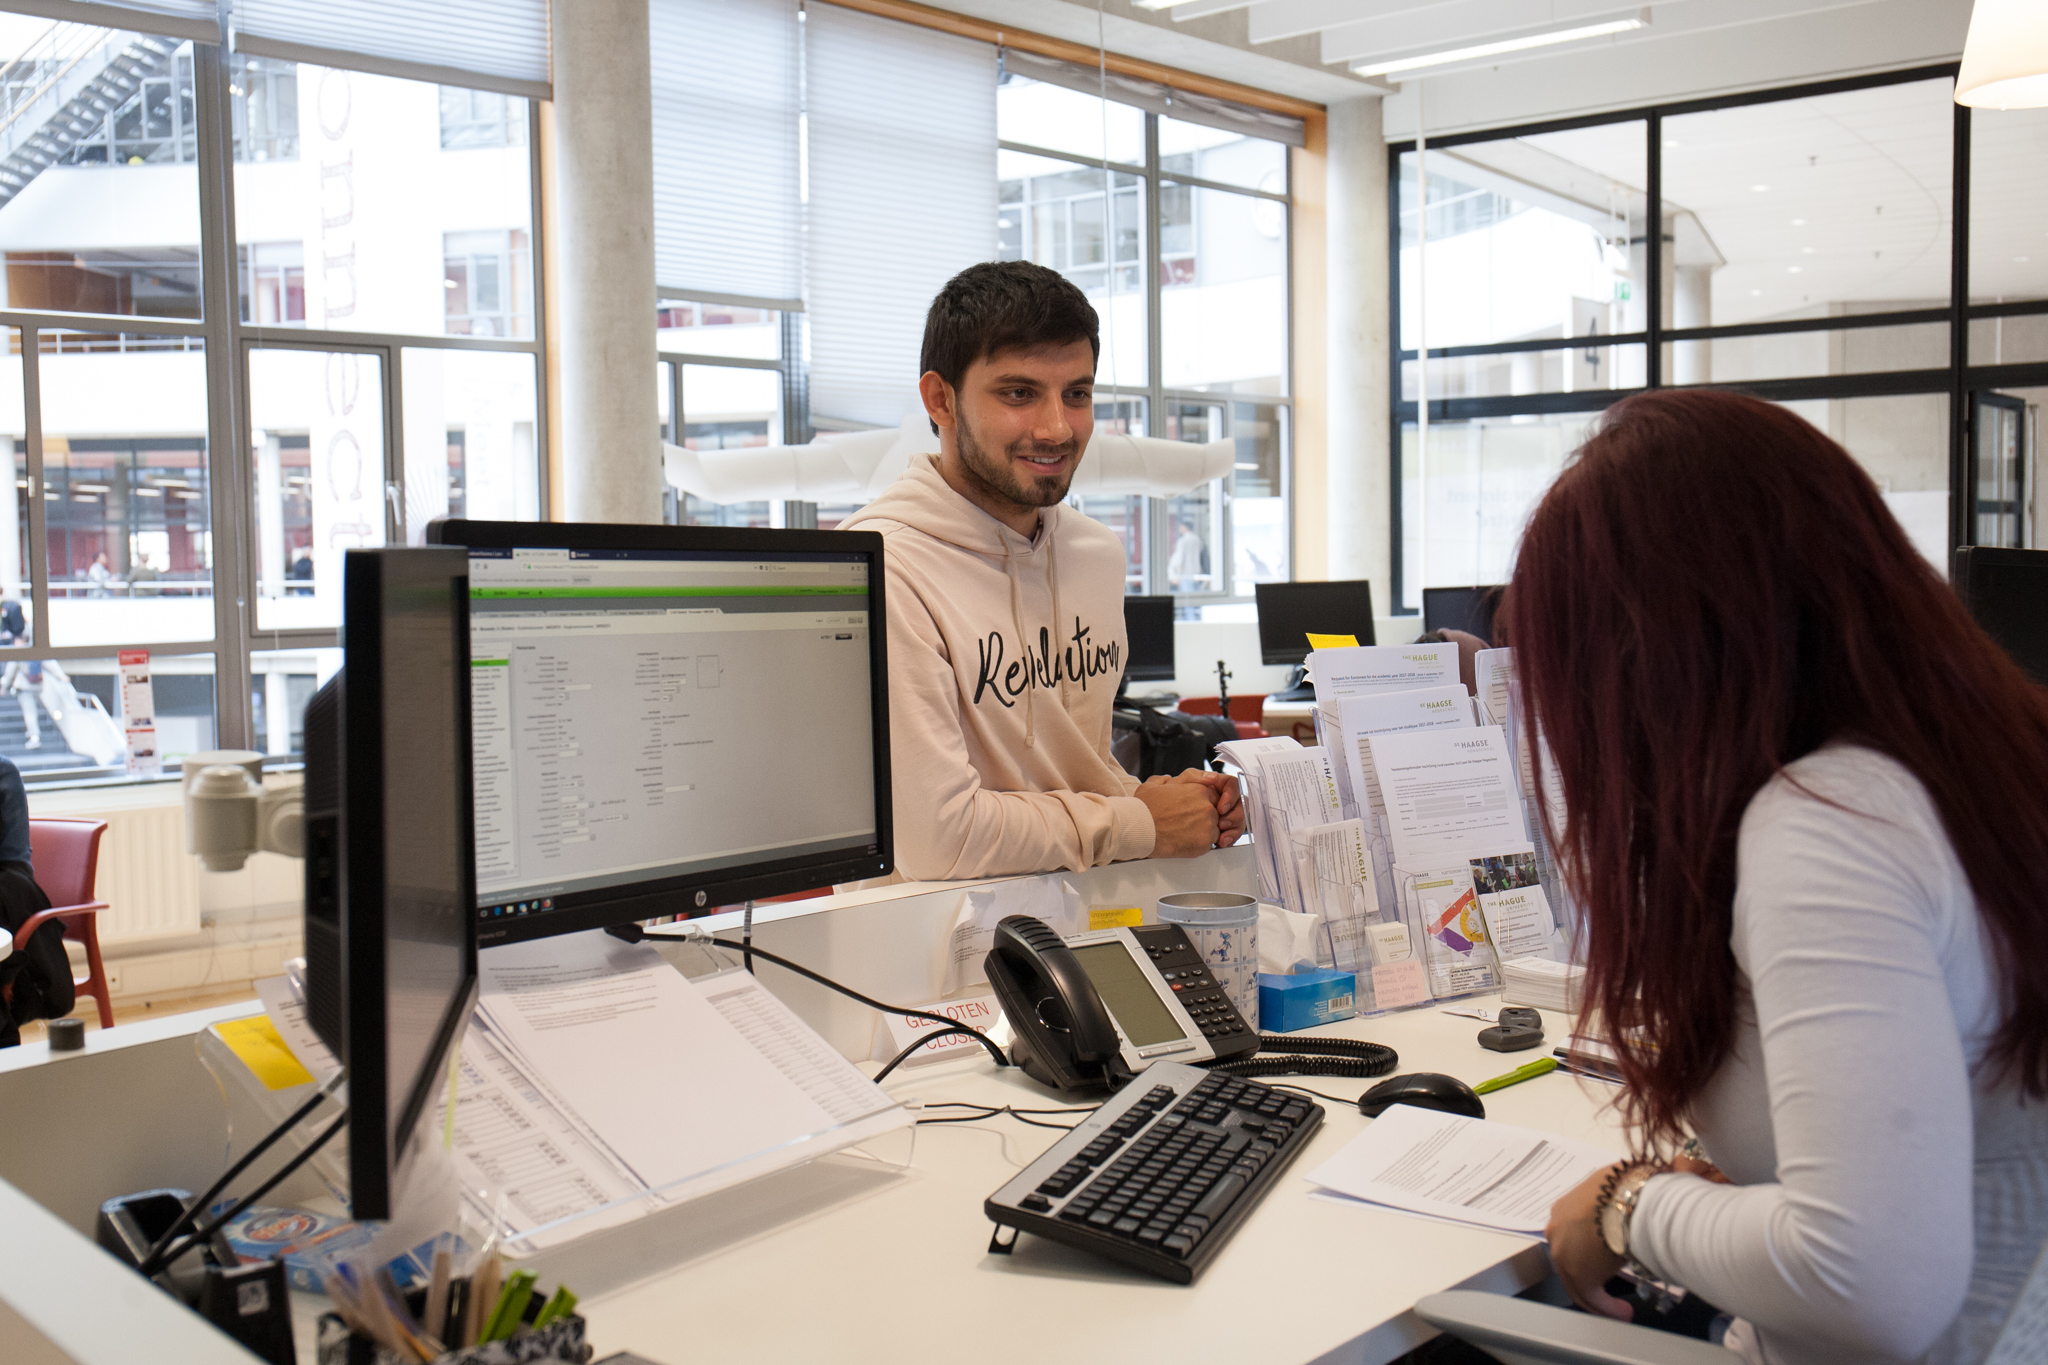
[984, 915, 1260, 1091]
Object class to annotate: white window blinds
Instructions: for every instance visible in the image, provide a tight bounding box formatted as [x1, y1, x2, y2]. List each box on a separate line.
[806, 3, 996, 429]
[18, 0, 219, 43]
[231, 0, 550, 99]
[649, 0, 801, 310]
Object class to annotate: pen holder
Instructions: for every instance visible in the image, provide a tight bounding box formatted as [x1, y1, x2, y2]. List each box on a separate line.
[314, 1313, 590, 1365]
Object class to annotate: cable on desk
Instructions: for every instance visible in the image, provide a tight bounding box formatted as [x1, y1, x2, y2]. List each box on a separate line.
[873, 1025, 991, 1084]
[1202, 1035, 1398, 1081]
[916, 1101, 1101, 1131]
[135, 1069, 345, 1276]
[140, 1111, 349, 1278]
[615, 922, 1010, 1072]
[1266, 1082, 1367, 1107]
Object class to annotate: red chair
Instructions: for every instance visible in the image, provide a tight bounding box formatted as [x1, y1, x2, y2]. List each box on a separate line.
[1176, 694, 1269, 740]
[14, 818, 113, 1029]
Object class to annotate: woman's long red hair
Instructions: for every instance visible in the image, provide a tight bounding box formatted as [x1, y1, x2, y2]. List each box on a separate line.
[1500, 388, 2048, 1151]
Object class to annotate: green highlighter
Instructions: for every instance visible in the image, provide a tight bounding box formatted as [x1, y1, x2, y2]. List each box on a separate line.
[1474, 1056, 1558, 1095]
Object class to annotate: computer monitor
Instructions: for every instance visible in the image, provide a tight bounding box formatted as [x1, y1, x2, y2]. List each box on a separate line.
[1123, 595, 1176, 683]
[1422, 585, 1504, 645]
[301, 548, 477, 1222]
[1253, 580, 1376, 666]
[1955, 546, 2048, 685]
[427, 519, 893, 946]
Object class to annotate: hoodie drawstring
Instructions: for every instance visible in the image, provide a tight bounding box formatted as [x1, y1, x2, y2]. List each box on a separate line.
[1046, 510, 1067, 709]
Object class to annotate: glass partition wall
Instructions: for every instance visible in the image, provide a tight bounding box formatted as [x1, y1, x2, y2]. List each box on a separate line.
[1392, 65, 2048, 614]
[0, 20, 545, 782]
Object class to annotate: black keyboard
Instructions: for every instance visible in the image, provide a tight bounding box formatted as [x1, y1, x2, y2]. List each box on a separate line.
[984, 1061, 1324, 1284]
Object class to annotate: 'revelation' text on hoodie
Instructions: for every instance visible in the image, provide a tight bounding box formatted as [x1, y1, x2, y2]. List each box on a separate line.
[839, 454, 1154, 882]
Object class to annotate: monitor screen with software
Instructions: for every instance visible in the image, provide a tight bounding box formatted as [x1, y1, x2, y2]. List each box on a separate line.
[1955, 546, 2048, 685]
[427, 519, 893, 946]
[1254, 580, 1376, 665]
[301, 547, 477, 1221]
[1123, 595, 1176, 683]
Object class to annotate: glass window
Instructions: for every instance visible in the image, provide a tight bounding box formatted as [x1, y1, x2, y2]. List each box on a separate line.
[240, 241, 305, 325]
[1163, 400, 1224, 596]
[250, 645, 339, 757]
[997, 73, 1143, 165]
[1971, 107, 2048, 306]
[1400, 122, 1648, 357]
[400, 348, 539, 532]
[1069, 397, 1147, 592]
[1229, 401, 1288, 587]
[1159, 116, 1284, 192]
[0, 652, 214, 780]
[1661, 77, 1954, 330]
[656, 299, 781, 361]
[1663, 323, 1947, 386]
[235, 65, 534, 338]
[249, 347, 388, 630]
[999, 149, 1147, 389]
[37, 330, 212, 646]
[1401, 415, 1597, 611]
[1160, 183, 1286, 394]
[439, 88, 528, 150]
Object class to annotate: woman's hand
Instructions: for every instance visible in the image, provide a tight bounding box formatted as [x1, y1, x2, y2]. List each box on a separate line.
[1545, 1163, 1633, 1321]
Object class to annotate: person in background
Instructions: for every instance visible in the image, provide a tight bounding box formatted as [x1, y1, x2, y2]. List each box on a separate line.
[85, 551, 111, 599]
[1509, 390, 2048, 1363]
[0, 598, 24, 646]
[127, 555, 160, 597]
[0, 751, 65, 1046]
[286, 550, 314, 597]
[840, 261, 1240, 882]
[1167, 517, 1206, 594]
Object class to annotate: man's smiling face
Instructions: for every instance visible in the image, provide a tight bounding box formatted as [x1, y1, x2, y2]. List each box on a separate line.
[925, 339, 1096, 531]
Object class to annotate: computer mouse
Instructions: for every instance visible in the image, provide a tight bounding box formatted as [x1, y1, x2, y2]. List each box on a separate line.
[1358, 1072, 1487, 1120]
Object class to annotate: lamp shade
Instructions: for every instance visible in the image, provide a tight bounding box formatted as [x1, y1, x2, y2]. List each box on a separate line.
[1957, 0, 2048, 109]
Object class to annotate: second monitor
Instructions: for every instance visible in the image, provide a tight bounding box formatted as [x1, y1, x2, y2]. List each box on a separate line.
[1122, 595, 1176, 684]
[428, 519, 893, 946]
[1254, 579, 1377, 666]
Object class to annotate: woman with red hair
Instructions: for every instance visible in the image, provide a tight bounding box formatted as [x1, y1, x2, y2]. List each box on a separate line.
[1509, 389, 2048, 1363]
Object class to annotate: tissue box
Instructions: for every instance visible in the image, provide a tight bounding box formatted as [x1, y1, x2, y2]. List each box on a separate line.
[1257, 969, 1357, 1033]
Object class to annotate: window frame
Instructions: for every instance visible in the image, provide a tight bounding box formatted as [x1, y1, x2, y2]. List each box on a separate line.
[999, 103, 1296, 603]
[0, 33, 551, 783]
[1386, 61, 2048, 612]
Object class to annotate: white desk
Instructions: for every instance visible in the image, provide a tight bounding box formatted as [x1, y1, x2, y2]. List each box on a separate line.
[0, 849, 1623, 1365]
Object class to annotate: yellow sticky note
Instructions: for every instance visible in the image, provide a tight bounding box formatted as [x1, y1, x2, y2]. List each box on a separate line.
[1089, 906, 1144, 930]
[1305, 633, 1359, 650]
[215, 1017, 316, 1091]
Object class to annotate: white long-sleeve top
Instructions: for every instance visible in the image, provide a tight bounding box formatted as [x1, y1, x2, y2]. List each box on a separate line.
[1627, 745, 2048, 1363]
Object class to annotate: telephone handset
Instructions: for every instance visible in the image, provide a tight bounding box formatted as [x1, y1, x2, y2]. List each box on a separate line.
[985, 916, 1132, 1092]
[985, 913, 1264, 1092]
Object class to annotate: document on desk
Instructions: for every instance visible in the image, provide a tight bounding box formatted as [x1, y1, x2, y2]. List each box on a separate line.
[1473, 648, 1515, 728]
[1251, 745, 1344, 910]
[1306, 1105, 1618, 1235]
[942, 877, 1082, 995]
[1369, 726, 1530, 871]
[1216, 737, 1315, 902]
[475, 932, 859, 1195]
[256, 975, 340, 1084]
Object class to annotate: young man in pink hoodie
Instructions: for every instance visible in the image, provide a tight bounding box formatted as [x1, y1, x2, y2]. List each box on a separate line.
[842, 262, 1242, 883]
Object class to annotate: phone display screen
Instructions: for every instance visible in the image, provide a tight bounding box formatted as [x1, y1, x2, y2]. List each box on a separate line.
[1071, 942, 1187, 1048]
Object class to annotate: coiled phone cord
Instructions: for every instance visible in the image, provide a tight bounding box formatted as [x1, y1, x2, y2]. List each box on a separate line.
[1201, 1034, 1399, 1081]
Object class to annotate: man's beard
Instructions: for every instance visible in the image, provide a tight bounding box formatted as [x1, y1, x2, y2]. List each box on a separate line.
[956, 411, 1080, 512]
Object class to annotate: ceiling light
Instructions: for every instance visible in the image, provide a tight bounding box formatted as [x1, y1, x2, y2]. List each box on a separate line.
[1750, 184, 1770, 193]
[1787, 266, 1803, 274]
[1131, 0, 1179, 8]
[1801, 247, 1816, 254]
[1956, 0, 2048, 109]
[1351, 10, 1647, 77]
[1791, 218, 1808, 226]
[1750, 289, 1763, 296]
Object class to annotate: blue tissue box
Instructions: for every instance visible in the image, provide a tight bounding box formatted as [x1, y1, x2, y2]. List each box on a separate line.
[1257, 969, 1357, 1033]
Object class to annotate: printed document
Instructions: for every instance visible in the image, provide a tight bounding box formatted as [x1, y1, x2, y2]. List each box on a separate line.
[943, 877, 1082, 994]
[1473, 648, 1515, 728]
[1306, 1105, 1618, 1235]
[1288, 817, 1380, 969]
[1369, 726, 1530, 871]
[1322, 685, 1476, 835]
[476, 932, 872, 1193]
[1308, 644, 1459, 699]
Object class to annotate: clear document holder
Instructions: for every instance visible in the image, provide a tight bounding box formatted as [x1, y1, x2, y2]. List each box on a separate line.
[197, 965, 920, 1287]
[1394, 866, 1505, 1006]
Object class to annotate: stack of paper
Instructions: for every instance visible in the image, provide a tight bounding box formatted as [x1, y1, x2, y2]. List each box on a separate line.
[1501, 956, 1585, 1014]
[1305, 1105, 1618, 1235]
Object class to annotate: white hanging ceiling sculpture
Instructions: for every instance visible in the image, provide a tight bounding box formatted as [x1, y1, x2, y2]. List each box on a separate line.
[662, 407, 1236, 507]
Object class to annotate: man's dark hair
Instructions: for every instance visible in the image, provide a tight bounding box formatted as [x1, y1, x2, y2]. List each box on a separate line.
[920, 262, 1099, 430]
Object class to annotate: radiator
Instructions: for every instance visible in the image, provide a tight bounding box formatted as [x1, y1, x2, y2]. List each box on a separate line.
[87, 803, 203, 945]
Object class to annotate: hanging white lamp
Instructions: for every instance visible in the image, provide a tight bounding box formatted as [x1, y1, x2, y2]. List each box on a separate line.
[1956, 0, 2048, 109]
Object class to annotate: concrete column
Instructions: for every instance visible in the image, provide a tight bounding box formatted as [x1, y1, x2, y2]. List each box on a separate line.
[1325, 97, 1391, 595]
[551, 0, 661, 524]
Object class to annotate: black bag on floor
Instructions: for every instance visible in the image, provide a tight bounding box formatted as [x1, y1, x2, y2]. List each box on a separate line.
[0, 862, 65, 1047]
